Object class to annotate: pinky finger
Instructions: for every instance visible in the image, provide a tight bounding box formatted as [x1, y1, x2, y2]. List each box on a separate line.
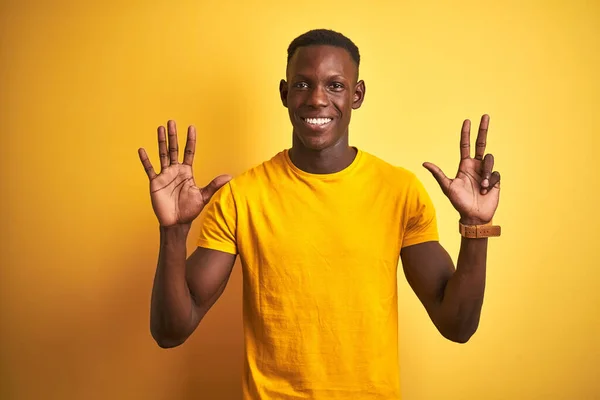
[488, 171, 501, 189]
[138, 148, 157, 180]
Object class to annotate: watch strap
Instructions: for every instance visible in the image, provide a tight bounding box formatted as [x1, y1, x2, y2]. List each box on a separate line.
[459, 221, 501, 238]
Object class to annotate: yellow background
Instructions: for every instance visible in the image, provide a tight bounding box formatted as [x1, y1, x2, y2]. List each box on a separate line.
[2, 0, 599, 399]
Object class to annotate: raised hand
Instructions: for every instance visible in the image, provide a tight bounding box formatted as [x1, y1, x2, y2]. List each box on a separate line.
[138, 120, 232, 227]
[423, 114, 501, 225]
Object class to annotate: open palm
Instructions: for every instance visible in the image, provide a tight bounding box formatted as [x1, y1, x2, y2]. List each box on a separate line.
[138, 121, 231, 227]
[424, 115, 501, 225]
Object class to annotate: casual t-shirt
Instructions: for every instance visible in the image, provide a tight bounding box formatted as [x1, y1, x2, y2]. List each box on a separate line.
[196, 148, 439, 399]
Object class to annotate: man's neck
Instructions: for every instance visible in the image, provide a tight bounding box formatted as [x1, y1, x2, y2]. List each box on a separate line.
[289, 136, 357, 175]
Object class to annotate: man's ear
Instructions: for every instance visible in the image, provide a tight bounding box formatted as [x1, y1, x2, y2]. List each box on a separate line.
[352, 80, 366, 110]
[279, 79, 288, 108]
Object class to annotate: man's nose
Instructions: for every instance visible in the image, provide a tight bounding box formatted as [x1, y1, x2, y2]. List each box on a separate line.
[306, 85, 328, 107]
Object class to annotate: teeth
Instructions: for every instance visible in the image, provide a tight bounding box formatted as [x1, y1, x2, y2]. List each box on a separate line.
[305, 117, 332, 125]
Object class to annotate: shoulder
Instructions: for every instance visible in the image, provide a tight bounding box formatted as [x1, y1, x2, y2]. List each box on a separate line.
[227, 150, 287, 192]
[360, 150, 419, 187]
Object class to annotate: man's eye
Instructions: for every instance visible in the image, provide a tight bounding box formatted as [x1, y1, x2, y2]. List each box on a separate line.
[330, 82, 344, 90]
[294, 82, 309, 89]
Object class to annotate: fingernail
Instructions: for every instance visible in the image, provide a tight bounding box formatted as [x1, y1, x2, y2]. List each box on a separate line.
[482, 179, 489, 187]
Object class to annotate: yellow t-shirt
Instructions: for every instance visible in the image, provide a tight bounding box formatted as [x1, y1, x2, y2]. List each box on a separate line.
[197, 148, 439, 400]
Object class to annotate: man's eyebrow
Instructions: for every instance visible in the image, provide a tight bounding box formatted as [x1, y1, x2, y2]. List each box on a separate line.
[291, 74, 349, 81]
[291, 74, 310, 80]
[328, 74, 349, 81]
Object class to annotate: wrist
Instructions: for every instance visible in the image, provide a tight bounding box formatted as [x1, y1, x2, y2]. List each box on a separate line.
[458, 219, 501, 238]
[459, 216, 490, 226]
[160, 223, 192, 237]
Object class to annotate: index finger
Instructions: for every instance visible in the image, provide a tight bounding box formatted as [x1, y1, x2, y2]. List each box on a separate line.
[474, 114, 490, 160]
[182, 125, 196, 166]
[460, 119, 471, 159]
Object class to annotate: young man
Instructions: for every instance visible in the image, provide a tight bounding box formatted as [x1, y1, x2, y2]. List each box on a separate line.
[138, 29, 501, 399]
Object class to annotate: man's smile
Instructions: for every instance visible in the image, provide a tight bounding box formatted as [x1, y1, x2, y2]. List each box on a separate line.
[300, 116, 334, 131]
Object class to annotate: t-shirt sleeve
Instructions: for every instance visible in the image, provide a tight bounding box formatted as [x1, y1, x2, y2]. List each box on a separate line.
[401, 174, 440, 248]
[196, 182, 238, 255]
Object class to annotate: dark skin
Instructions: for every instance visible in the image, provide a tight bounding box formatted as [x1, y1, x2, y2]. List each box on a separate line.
[139, 44, 501, 348]
[279, 45, 365, 174]
[411, 116, 501, 342]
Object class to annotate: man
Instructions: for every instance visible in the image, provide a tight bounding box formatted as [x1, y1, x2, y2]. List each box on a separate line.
[138, 29, 501, 399]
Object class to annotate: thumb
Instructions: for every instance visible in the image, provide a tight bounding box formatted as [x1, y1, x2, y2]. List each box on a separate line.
[200, 174, 233, 204]
[422, 162, 451, 195]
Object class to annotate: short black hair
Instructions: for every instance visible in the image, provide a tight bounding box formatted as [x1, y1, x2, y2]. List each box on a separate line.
[287, 29, 360, 68]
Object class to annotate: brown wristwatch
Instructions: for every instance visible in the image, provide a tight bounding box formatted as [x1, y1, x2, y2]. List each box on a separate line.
[459, 221, 501, 238]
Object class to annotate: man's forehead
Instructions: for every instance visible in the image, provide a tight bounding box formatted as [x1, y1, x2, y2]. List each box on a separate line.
[287, 45, 357, 77]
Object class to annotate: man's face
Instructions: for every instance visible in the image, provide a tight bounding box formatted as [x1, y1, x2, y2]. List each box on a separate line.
[280, 45, 365, 151]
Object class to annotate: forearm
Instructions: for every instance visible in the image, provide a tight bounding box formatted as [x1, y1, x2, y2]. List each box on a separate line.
[150, 223, 197, 347]
[437, 236, 488, 342]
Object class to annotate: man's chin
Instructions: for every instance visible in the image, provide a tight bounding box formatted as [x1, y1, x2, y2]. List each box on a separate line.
[294, 131, 335, 151]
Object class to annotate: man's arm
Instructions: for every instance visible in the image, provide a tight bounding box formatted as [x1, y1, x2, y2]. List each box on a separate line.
[400, 237, 487, 343]
[138, 120, 238, 349]
[150, 223, 236, 348]
[410, 114, 501, 343]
